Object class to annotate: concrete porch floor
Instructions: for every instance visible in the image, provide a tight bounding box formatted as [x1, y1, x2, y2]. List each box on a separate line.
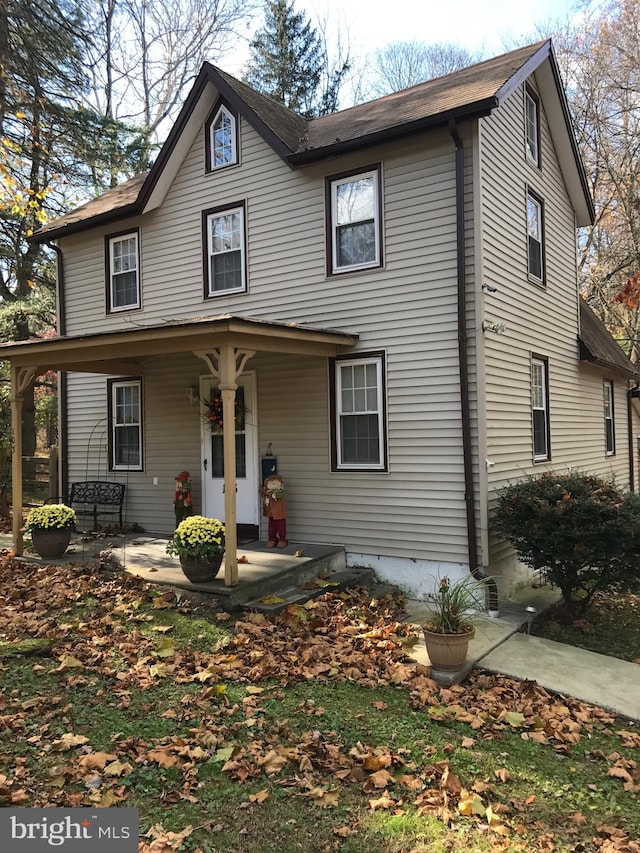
[5, 533, 348, 608]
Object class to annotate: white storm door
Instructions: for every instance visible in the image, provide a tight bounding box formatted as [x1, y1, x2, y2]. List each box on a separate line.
[200, 372, 259, 525]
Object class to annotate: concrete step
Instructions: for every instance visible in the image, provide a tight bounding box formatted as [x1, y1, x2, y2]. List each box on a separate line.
[241, 566, 377, 613]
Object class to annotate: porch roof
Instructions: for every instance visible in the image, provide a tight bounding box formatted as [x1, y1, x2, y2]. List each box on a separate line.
[0, 313, 358, 374]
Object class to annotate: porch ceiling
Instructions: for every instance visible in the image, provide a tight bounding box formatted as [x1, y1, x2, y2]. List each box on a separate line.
[0, 314, 358, 374]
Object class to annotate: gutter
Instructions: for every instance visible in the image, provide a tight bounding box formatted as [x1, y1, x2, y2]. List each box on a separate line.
[448, 119, 499, 615]
[628, 385, 640, 492]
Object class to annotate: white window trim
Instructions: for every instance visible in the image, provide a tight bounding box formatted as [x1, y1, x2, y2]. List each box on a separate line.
[527, 191, 544, 283]
[205, 206, 246, 296]
[330, 169, 381, 274]
[334, 354, 385, 470]
[525, 86, 540, 166]
[604, 379, 615, 455]
[531, 357, 549, 462]
[209, 105, 238, 170]
[110, 378, 143, 472]
[108, 231, 140, 312]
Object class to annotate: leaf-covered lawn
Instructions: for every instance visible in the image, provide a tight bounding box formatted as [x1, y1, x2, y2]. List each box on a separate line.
[533, 588, 640, 663]
[0, 551, 639, 853]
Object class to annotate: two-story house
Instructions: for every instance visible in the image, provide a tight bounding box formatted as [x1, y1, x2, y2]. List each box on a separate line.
[3, 39, 638, 599]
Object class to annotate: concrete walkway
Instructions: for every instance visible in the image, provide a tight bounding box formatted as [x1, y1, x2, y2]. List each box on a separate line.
[405, 585, 640, 722]
[3, 532, 638, 721]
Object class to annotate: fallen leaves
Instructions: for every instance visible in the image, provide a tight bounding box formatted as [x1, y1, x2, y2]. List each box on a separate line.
[0, 554, 638, 852]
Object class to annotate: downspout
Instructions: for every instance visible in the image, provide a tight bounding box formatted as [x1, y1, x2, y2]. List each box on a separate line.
[628, 385, 640, 493]
[46, 241, 68, 501]
[448, 119, 499, 615]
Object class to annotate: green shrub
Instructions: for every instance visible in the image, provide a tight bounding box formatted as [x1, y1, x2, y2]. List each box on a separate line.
[492, 471, 640, 615]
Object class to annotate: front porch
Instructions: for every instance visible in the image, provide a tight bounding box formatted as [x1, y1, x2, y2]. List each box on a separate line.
[6, 532, 356, 609]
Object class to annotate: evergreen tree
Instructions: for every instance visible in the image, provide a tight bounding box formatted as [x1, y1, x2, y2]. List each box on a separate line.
[244, 0, 330, 117]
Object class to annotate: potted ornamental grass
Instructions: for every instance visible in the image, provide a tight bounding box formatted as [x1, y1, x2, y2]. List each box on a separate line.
[166, 515, 225, 583]
[25, 504, 77, 559]
[422, 575, 487, 672]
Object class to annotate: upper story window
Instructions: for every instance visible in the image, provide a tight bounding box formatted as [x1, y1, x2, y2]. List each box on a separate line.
[203, 203, 246, 297]
[524, 84, 541, 167]
[106, 230, 140, 312]
[330, 352, 387, 471]
[205, 103, 238, 171]
[526, 189, 545, 284]
[326, 165, 382, 275]
[531, 355, 550, 462]
[108, 377, 143, 471]
[604, 379, 615, 455]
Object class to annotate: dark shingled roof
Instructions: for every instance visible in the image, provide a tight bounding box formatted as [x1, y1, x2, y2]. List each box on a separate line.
[33, 39, 581, 241]
[578, 299, 640, 379]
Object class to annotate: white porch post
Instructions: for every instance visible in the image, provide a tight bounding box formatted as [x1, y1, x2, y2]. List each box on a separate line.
[10, 364, 37, 555]
[219, 345, 238, 586]
[196, 346, 255, 587]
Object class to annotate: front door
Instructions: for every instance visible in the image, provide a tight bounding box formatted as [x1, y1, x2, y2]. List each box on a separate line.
[200, 372, 259, 525]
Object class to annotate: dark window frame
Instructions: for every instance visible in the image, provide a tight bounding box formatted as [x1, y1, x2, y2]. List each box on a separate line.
[105, 227, 141, 314]
[107, 376, 144, 472]
[524, 83, 542, 168]
[526, 187, 545, 285]
[204, 99, 239, 172]
[329, 350, 388, 472]
[202, 200, 247, 298]
[325, 164, 383, 276]
[531, 354, 551, 463]
[604, 378, 616, 455]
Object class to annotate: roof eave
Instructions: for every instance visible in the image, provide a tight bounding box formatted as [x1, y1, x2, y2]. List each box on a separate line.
[578, 338, 640, 380]
[30, 202, 140, 244]
[287, 97, 499, 165]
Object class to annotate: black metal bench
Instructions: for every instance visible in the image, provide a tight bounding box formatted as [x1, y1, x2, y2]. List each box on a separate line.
[69, 481, 126, 531]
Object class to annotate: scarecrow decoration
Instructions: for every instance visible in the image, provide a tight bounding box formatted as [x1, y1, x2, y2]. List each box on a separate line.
[261, 473, 287, 548]
[174, 470, 194, 528]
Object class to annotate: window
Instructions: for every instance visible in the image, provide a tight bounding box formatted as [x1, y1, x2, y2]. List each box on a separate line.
[205, 103, 238, 171]
[604, 379, 615, 455]
[531, 356, 550, 462]
[526, 190, 544, 283]
[108, 378, 143, 471]
[203, 204, 246, 296]
[330, 353, 387, 471]
[524, 85, 540, 167]
[106, 230, 140, 312]
[327, 166, 382, 274]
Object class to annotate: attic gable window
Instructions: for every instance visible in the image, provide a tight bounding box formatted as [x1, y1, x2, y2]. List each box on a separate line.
[206, 104, 238, 171]
[203, 203, 246, 296]
[327, 165, 382, 275]
[524, 84, 541, 167]
[106, 229, 141, 313]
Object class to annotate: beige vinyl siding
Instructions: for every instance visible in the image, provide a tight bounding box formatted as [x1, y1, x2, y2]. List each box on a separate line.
[480, 77, 633, 588]
[61, 99, 479, 566]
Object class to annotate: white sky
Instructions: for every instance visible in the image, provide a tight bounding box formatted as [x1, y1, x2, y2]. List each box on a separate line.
[221, 0, 586, 78]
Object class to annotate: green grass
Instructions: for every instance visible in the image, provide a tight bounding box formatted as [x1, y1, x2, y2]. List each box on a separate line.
[533, 588, 640, 662]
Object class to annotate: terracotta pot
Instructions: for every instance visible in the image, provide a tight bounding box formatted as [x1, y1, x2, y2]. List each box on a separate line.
[422, 625, 475, 671]
[179, 554, 223, 583]
[31, 528, 72, 560]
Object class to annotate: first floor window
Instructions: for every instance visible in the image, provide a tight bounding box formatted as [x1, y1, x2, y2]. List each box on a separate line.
[331, 353, 386, 471]
[526, 190, 544, 283]
[531, 356, 550, 461]
[107, 230, 140, 311]
[204, 204, 246, 295]
[327, 166, 382, 274]
[109, 378, 143, 471]
[604, 379, 615, 455]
